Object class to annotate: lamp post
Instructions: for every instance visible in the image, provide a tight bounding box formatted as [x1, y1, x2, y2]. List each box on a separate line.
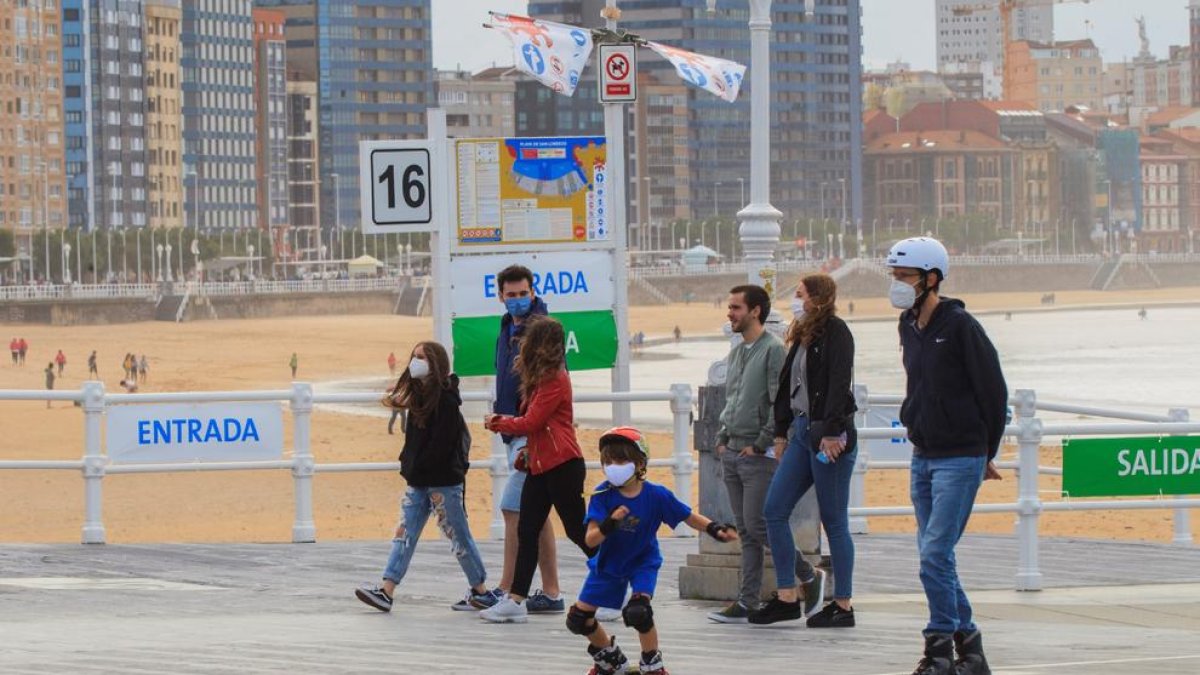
[156, 243, 164, 282]
[62, 242, 72, 284]
[640, 176, 652, 251]
[165, 243, 173, 282]
[713, 182, 721, 219]
[122, 230, 128, 282]
[106, 229, 113, 282]
[404, 243, 412, 276]
[737, 176, 745, 208]
[838, 177, 847, 230]
[247, 244, 255, 280]
[396, 243, 404, 275]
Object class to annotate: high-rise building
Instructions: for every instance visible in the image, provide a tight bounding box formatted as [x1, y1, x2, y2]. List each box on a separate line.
[61, 0, 93, 232]
[632, 71, 692, 250]
[258, 0, 433, 231]
[0, 0, 66, 241]
[436, 67, 518, 138]
[285, 72, 320, 264]
[181, 0, 258, 230]
[145, 0, 183, 230]
[936, 0, 1053, 76]
[253, 9, 289, 243]
[94, 1, 149, 231]
[1006, 39, 1104, 113]
[529, 0, 864, 227]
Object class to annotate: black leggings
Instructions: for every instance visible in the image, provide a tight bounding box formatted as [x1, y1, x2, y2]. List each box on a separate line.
[511, 457, 594, 598]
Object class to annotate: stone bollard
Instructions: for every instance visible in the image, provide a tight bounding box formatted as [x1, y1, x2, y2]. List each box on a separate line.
[678, 385, 829, 602]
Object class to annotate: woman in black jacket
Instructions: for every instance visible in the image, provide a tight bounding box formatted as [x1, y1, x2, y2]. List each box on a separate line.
[749, 273, 859, 628]
[354, 341, 491, 613]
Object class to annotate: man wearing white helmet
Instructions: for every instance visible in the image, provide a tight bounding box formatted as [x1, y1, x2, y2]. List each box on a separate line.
[885, 237, 1007, 675]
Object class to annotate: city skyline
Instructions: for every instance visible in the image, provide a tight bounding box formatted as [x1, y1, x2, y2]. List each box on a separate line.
[435, 0, 1188, 74]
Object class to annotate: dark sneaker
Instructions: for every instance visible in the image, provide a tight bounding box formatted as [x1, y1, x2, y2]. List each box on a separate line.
[526, 589, 566, 613]
[587, 636, 629, 675]
[912, 634, 955, 675]
[354, 584, 392, 612]
[639, 649, 668, 673]
[748, 593, 804, 625]
[450, 588, 498, 611]
[706, 600, 750, 624]
[953, 630, 992, 675]
[800, 568, 827, 617]
[806, 601, 855, 628]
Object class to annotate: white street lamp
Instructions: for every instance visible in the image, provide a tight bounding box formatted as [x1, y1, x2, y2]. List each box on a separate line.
[247, 244, 256, 280]
[156, 243, 164, 282]
[165, 243, 173, 282]
[62, 242, 72, 284]
[396, 243, 404, 275]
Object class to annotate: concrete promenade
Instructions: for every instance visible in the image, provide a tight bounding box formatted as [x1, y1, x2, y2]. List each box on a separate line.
[2, 534, 1199, 674]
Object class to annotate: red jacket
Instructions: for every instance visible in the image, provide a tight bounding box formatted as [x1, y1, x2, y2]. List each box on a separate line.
[491, 369, 582, 475]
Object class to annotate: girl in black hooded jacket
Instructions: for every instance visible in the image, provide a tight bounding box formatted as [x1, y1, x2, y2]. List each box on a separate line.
[354, 341, 492, 614]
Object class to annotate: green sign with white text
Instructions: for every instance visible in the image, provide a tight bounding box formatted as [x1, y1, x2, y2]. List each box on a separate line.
[1062, 436, 1200, 497]
[452, 309, 618, 378]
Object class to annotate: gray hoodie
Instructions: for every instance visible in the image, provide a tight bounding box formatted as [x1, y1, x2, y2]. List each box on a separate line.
[717, 331, 786, 453]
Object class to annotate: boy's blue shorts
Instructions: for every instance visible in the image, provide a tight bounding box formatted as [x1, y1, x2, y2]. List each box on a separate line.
[578, 565, 660, 609]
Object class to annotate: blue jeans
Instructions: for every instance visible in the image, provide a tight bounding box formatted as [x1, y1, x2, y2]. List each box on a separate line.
[763, 415, 857, 599]
[910, 454, 986, 635]
[382, 484, 487, 588]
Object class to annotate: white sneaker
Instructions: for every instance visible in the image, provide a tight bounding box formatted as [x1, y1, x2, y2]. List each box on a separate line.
[478, 596, 528, 623]
[595, 606, 622, 623]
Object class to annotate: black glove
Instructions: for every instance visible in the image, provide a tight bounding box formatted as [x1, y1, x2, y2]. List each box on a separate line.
[706, 521, 735, 541]
[599, 506, 624, 536]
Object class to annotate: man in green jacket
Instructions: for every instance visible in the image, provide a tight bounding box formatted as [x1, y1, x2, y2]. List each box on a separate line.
[708, 284, 798, 623]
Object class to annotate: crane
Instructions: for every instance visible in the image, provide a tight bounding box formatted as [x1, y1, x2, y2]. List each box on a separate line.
[950, 0, 1094, 99]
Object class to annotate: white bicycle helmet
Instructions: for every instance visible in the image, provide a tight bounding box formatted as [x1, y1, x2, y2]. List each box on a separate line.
[885, 237, 949, 280]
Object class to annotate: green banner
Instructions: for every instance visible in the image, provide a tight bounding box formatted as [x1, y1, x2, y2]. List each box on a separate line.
[452, 310, 618, 377]
[1062, 436, 1200, 497]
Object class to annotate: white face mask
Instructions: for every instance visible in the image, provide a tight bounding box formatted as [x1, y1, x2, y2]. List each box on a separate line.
[603, 462, 637, 487]
[790, 297, 806, 319]
[408, 357, 430, 379]
[889, 279, 918, 310]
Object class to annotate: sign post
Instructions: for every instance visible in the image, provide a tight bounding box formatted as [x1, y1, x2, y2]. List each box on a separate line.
[1063, 436, 1200, 497]
[601, 3, 632, 426]
[599, 44, 637, 103]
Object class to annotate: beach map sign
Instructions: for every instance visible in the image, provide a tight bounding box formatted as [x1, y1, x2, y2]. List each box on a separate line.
[1063, 435, 1200, 497]
[449, 251, 617, 377]
[453, 136, 610, 250]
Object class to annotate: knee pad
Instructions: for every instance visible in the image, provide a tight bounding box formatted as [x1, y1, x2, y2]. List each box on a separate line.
[566, 605, 598, 635]
[622, 594, 654, 634]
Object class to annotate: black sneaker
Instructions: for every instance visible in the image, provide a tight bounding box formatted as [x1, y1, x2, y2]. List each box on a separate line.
[354, 584, 393, 612]
[912, 634, 955, 675]
[806, 601, 855, 628]
[706, 600, 750, 624]
[748, 593, 804, 625]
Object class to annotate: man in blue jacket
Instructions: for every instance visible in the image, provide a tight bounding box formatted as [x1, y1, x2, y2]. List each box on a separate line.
[885, 237, 1007, 675]
[480, 264, 564, 614]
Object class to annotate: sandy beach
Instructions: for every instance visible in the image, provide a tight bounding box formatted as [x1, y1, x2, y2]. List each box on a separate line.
[2, 286, 1198, 545]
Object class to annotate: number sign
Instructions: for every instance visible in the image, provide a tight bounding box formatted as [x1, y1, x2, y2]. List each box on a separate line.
[358, 141, 438, 233]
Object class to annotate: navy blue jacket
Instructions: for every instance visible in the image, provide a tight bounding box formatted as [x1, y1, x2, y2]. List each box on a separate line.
[898, 298, 1008, 460]
[493, 297, 549, 418]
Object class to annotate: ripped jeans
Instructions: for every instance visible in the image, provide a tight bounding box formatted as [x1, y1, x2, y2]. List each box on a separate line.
[382, 484, 487, 588]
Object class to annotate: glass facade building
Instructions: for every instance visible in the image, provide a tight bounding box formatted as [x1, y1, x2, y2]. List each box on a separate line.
[258, 0, 433, 231]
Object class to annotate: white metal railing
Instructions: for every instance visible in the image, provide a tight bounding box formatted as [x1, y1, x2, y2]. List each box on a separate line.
[0, 278, 404, 302]
[848, 385, 1196, 591]
[0, 381, 695, 545]
[0, 283, 160, 302]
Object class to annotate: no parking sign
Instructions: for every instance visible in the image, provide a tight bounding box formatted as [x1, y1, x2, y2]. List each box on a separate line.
[599, 44, 637, 103]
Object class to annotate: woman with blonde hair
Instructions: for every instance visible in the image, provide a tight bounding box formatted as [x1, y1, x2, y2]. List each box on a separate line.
[749, 274, 859, 628]
[480, 316, 595, 624]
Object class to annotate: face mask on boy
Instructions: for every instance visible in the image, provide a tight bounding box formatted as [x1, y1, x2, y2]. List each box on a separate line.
[603, 462, 637, 487]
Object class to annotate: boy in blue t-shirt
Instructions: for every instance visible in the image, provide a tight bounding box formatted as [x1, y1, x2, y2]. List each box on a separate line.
[567, 427, 738, 675]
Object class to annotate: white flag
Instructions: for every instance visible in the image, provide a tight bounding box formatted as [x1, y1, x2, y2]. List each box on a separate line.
[487, 13, 593, 96]
[645, 41, 746, 103]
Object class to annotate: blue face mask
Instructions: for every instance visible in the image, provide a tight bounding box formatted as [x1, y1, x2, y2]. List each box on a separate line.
[505, 296, 533, 317]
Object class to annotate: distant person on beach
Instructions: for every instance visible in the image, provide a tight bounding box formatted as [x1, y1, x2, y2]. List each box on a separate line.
[130, 355, 139, 382]
[356, 341, 489, 614]
[122, 354, 132, 379]
[290, 353, 298, 379]
[44, 362, 55, 408]
[481, 264, 562, 616]
[18, 337, 28, 365]
[9, 338, 18, 366]
[673, 325, 682, 342]
[1005, 312, 1012, 321]
[88, 350, 99, 378]
[387, 351, 397, 376]
[481, 317, 595, 624]
[885, 237, 1007, 675]
[847, 301, 855, 316]
[54, 350, 66, 377]
[139, 355, 148, 383]
[1138, 307, 1147, 320]
[119, 378, 138, 393]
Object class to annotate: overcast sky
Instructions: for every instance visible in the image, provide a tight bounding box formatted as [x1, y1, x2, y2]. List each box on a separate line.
[433, 1, 1190, 73]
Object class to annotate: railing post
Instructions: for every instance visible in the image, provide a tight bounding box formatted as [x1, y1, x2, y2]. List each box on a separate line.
[850, 383, 870, 534]
[488, 389, 508, 540]
[81, 381, 107, 544]
[1013, 388, 1043, 591]
[670, 383, 696, 536]
[1168, 407, 1193, 546]
[290, 382, 316, 543]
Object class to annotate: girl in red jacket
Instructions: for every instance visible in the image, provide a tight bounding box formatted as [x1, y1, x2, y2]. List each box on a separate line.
[480, 317, 595, 624]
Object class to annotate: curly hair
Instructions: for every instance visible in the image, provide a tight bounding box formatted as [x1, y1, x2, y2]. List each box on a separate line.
[786, 274, 838, 347]
[386, 341, 451, 428]
[514, 316, 566, 403]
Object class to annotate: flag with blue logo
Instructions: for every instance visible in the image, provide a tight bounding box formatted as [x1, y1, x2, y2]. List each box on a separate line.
[487, 13, 593, 97]
[645, 41, 745, 103]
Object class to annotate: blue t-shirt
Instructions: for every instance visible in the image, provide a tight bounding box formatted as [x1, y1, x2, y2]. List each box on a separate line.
[585, 481, 692, 578]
